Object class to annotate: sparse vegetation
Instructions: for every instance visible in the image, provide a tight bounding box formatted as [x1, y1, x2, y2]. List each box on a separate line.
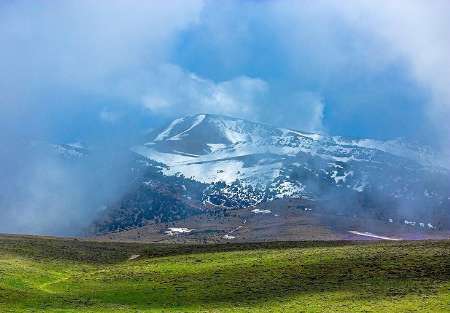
[1, 235, 450, 312]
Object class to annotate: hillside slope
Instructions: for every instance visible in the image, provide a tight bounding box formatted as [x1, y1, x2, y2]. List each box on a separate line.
[1, 235, 450, 312]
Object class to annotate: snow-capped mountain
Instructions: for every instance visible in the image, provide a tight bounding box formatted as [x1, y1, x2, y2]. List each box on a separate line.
[133, 114, 449, 201]
[92, 114, 450, 234]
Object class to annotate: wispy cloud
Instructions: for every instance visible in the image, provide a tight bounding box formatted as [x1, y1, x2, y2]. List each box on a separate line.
[0, 0, 204, 133]
[139, 64, 267, 118]
[336, 0, 450, 151]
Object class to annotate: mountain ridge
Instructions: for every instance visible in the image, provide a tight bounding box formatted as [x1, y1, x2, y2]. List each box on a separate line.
[142, 113, 448, 169]
[88, 113, 450, 236]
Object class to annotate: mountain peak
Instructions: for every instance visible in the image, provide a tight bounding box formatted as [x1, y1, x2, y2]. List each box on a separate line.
[142, 113, 449, 171]
[151, 113, 271, 146]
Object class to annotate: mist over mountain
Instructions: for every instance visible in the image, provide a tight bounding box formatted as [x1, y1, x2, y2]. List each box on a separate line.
[83, 114, 449, 238]
[1, 1, 450, 237]
[1, 113, 449, 237]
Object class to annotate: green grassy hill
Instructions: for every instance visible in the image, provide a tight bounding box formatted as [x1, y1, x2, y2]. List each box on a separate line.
[0, 235, 449, 312]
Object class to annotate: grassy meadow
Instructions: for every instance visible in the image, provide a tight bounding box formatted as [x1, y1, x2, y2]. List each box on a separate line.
[0, 235, 449, 312]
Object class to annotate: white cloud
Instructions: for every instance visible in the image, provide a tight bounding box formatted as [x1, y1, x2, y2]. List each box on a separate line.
[262, 91, 325, 133]
[266, 0, 450, 149]
[139, 64, 268, 118]
[0, 0, 269, 128]
[1, 0, 449, 148]
[333, 0, 450, 150]
[302, 94, 325, 132]
[99, 109, 121, 123]
[0, 0, 204, 105]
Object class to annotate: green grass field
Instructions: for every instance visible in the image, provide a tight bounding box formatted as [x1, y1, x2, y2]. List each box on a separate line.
[0, 235, 449, 312]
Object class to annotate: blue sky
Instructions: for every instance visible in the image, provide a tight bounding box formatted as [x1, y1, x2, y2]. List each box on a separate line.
[0, 0, 449, 147]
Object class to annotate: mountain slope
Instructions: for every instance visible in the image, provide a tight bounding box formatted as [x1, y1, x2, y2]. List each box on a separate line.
[2, 235, 450, 312]
[92, 114, 450, 235]
[133, 114, 449, 203]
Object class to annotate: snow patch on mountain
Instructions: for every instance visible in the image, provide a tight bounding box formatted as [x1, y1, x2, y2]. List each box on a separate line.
[154, 117, 185, 141]
[282, 128, 322, 141]
[251, 208, 272, 214]
[270, 181, 305, 199]
[165, 227, 194, 236]
[170, 114, 206, 141]
[207, 143, 227, 152]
